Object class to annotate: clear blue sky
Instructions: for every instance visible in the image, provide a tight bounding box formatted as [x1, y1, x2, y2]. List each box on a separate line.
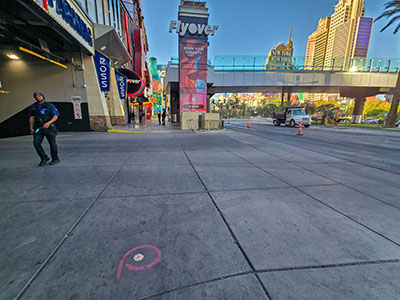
[141, 0, 399, 65]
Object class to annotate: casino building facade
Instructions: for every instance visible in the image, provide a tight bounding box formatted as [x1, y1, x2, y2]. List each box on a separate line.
[0, 0, 149, 138]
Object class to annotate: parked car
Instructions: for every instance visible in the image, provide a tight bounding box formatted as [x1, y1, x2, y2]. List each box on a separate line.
[362, 118, 380, 124]
[337, 118, 351, 124]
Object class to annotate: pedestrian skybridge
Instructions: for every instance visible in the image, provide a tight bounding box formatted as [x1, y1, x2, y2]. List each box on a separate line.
[165, 56, 400, 98]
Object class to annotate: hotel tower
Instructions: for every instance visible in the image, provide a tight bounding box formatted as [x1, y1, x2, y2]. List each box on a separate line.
[324, 0, 373, 69]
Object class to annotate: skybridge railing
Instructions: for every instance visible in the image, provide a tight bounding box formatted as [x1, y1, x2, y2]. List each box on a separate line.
[213, 56, 400, 73]
[167, 56, 400, 73]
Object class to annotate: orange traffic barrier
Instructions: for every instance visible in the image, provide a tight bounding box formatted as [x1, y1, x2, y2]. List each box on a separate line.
[297, 120, 303, 136]
[247, 118, 250, 128]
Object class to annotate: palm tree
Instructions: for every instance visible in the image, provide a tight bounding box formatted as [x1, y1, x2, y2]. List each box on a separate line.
[376, 0, 400, 34]
[376, 0, 400, 127]
[316, 104, 336, 125]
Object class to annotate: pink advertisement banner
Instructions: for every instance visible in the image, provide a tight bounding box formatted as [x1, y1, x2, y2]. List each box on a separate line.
[179, 39, 208, 111]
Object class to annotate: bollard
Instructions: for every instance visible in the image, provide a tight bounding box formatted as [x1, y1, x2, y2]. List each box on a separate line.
[297, 120, 303, 136]
[247, 118, 250, 128]
[228, 118, 230, 124]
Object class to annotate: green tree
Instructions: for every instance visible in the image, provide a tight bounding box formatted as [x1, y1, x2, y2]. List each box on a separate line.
[363, 99, 390, 117]
[376, 0, 400, 127]
[265, 104, 279, 117]
[304, 102, 316, 115]
[278, 100, 292, 111]
[316, 104, 337, 125]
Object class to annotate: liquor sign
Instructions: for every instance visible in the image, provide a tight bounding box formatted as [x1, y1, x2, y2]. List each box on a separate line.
[94, 50, 111, 92]
[114, 70, 127, 100]
[157, 65, 168, 78]
[32, 0, 94, 54]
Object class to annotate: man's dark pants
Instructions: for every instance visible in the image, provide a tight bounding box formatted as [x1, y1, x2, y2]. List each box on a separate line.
[33, 129, 58, 160]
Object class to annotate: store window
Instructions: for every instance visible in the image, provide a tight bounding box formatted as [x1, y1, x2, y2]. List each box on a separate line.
[116, 0, 122, 36]
[87, 0, 98, 23]
[113, 0, 119, 31]
[117, 0, 124, 38]
[97, 0, 104, 24]
[75, 0, 87, 11]
[108, 0, 115, 29]
[102, 0, 110, 26]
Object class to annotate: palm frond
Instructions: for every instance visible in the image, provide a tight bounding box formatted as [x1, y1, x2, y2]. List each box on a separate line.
[394, 22, 400, 34]
[376, 12, 390, 22]
[383, 0, 400, 10]
[376, 6, 400, 20]
[376, 1, 400, 34]
[380, 15, 400, 32]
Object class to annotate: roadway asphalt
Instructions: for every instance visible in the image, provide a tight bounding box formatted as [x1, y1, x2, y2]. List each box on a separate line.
[1, 122, 400, 300]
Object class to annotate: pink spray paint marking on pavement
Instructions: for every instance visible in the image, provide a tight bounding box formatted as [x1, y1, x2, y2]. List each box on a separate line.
[117, 245, 162, 279]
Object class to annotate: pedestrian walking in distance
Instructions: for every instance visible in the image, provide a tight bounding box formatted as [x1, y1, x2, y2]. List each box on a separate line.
[139, 110, 143, 124]
[29, 91, 60, 166]
[131, 110, 135, 124]
[162, 109, 166, 125]
[140, 110, 146, 124]
[157, 111, 161, 125]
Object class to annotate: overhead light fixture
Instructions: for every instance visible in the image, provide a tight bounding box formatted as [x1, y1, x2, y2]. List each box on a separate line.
[6, 53, 19, 60]
[100, 46, 106, 51]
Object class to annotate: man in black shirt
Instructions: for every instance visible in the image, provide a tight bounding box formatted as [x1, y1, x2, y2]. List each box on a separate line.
[29, 91, 60, 166]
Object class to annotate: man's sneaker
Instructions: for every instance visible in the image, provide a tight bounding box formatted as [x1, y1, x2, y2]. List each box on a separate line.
[50, 159, 60, 166]
[39, 157, 50, 166]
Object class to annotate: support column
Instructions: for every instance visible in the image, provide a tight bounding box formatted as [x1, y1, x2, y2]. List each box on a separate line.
[207, 94, 211, 113]
[82, 53, 112, 131]
[286, 91, 291, 102]
[281, 87, 291, 104]
[385, 73, 400, 127]
[108, 69, 126, 126]
[351, 97, 366, 123]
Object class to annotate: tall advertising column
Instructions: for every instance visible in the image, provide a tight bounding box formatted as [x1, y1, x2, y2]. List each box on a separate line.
[169, 1, 218, 123]
[179, 19, 208, 112]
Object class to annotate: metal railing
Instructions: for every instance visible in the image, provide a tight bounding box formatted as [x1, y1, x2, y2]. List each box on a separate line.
[213, 56, 400, 73]
[168, 57, 213, 66]
[167, 55, 400, 73]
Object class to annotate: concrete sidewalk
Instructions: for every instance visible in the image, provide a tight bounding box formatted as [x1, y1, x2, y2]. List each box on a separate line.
[1, 129, 400, 300]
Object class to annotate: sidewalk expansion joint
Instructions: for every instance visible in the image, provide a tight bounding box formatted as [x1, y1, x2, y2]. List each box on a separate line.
[222, 139, 400, 249]
[227, 131, 400, 212]
[256, 259, 400, 273]
[13, 135, 146, 300]
[98, 190, 208, 199]
[138, 271, 253, 300]
[182, 150, 273, 300]
[228, 125, 400, 176]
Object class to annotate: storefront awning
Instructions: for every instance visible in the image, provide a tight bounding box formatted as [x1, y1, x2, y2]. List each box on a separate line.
[94, 24, 131, 67]
[119, 68, 145, 97]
